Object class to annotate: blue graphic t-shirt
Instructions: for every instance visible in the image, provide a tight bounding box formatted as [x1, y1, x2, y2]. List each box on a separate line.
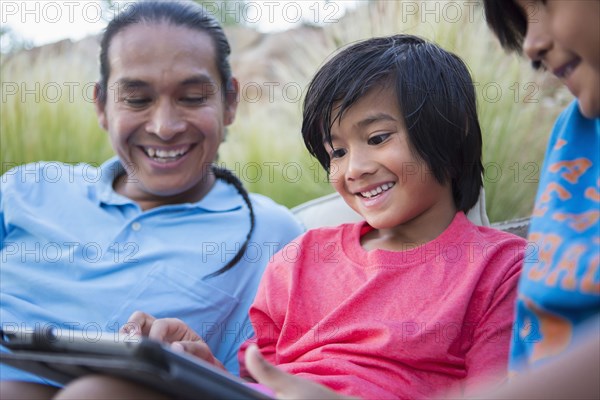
[510, 100, 600, 374]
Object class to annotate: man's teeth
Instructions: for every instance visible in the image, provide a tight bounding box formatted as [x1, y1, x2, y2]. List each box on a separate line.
[144, 146, 189, 160]
[360, 182, 395, 198]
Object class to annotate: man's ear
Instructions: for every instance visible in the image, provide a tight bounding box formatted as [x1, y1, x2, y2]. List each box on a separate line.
[93, 83, 108, 130]
[224, 77, 239, 126]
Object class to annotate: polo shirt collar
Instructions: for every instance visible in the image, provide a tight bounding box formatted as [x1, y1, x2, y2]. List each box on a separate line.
[91, 157, 244, 212]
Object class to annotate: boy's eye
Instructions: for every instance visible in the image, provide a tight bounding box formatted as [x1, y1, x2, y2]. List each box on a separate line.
[330, 148, 347, 159]
[368, 133, 391, 145]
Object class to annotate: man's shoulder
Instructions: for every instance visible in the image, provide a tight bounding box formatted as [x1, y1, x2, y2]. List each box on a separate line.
[1, 161, 101, 190]
[248, 193, 304, 231]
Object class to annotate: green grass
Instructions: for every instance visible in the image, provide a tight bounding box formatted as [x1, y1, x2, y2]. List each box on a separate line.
[0, 1, 569, 222]
[1, 39, 114, 169]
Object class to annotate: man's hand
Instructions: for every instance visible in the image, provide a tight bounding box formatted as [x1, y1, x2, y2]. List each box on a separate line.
[122, 311, 224, 370]
[244, 344, 357, 400]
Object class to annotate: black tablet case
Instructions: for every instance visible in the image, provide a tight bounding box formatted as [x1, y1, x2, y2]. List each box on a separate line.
[0, 328, 273, 400]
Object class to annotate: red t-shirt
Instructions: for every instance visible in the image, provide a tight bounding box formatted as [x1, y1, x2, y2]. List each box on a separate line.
[241, 212, 525, 399]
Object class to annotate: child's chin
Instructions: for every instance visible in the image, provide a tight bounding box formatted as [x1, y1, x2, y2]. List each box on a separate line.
[578, 96, 600, 119]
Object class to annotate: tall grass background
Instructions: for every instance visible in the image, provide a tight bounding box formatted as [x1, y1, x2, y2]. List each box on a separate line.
[0, 1, 571, 222]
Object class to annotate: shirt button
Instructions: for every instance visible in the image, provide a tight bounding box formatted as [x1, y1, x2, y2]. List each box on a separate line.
[131, 222, 141, 231]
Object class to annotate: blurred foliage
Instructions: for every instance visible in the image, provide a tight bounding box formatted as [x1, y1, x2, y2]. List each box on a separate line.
[0, 25, 34, 56]
[1, 0, 571, 221]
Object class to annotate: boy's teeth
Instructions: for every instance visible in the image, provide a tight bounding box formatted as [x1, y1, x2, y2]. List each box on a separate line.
[361, 182, 395, 198]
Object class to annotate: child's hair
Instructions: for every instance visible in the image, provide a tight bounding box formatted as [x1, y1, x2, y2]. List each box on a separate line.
[482, 0, 527, 53]
[98, 0, 233, 105]
[302, 34, 483, 213]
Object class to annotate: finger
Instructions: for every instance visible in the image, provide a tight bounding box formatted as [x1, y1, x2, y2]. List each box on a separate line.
[244, 344, 292, 393]
[147, 318, 201, 343]
[122, 311, 156, 336]
[172, 341, 225, 370]
[245, 345, 348, 400]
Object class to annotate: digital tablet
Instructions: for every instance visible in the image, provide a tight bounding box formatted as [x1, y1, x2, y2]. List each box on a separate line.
[0, 326, 273, 400]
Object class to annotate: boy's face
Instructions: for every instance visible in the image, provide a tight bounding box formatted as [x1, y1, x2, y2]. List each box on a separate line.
[95, 23, 238, 208]
[327, 86, 456, 244]
[516, 0, 600, 118]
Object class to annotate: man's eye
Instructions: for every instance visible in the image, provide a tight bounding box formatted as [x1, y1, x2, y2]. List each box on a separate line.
[368, 133, 391, 145]
[181, 97, 207, 105]
[124, 98, 150, 107]
[331, 148, 347, 159]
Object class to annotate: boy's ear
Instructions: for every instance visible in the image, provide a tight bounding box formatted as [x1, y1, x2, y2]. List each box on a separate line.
[224, 77, 239, 126]
[93, 83, 108, 130]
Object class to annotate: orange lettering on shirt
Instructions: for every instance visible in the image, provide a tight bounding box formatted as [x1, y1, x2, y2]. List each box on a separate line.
[553, 210, 600, 233]
[539, 182, 571, 203]
[585, 187, 600, 202]
[581, 248, 600, 294]
[545, 244, 585, 290]
[584, 179, 600, 202]
[548, 158, 592, 184]
[528, 233, 563, 281]
[553, 139, 567, 150]
[522, 297, 573, 364]
[532, 205, 548, 217]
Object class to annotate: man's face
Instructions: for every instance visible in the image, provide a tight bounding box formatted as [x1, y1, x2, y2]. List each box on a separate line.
[96, 22, 238, 208]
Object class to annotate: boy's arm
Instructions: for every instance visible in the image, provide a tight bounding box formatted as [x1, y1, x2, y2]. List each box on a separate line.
[462, 254, 523, 395]
[244, 344, 357, 400]
[239, 251, 294, 377]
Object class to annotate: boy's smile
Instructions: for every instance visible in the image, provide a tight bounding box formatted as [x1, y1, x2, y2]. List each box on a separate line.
[327, 86, 456, 249]
[357, 182, 396, 199]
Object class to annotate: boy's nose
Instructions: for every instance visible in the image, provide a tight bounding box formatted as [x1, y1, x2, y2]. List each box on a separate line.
[146, 101, 187, 140]
[346, 150, 377, 181]
[522, 7, 552, 64]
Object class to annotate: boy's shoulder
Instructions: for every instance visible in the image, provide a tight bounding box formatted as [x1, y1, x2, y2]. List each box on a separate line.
[298, 221, 359, 241]
[456, 215, 527, 262]
[470, 220, 528, 246]
[273, 221, 358, 253]
[550, 100, 600, 142]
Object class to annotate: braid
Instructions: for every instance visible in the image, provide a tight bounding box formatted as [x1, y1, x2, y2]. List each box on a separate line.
[205, 165, 256, 278]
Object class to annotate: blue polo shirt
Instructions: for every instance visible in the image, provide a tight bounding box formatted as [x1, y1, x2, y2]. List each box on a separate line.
[0, 157, 303, 382]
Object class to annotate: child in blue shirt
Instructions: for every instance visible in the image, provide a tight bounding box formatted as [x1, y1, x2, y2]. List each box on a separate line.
[480, 0, 600, 396]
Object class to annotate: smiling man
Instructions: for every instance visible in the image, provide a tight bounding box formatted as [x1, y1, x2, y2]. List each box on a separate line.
[0, 2, 303, 399]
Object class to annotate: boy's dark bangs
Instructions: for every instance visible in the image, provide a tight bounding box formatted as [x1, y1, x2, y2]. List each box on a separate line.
[483, 0, 527, 52]
[326, 64, 396, 136]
